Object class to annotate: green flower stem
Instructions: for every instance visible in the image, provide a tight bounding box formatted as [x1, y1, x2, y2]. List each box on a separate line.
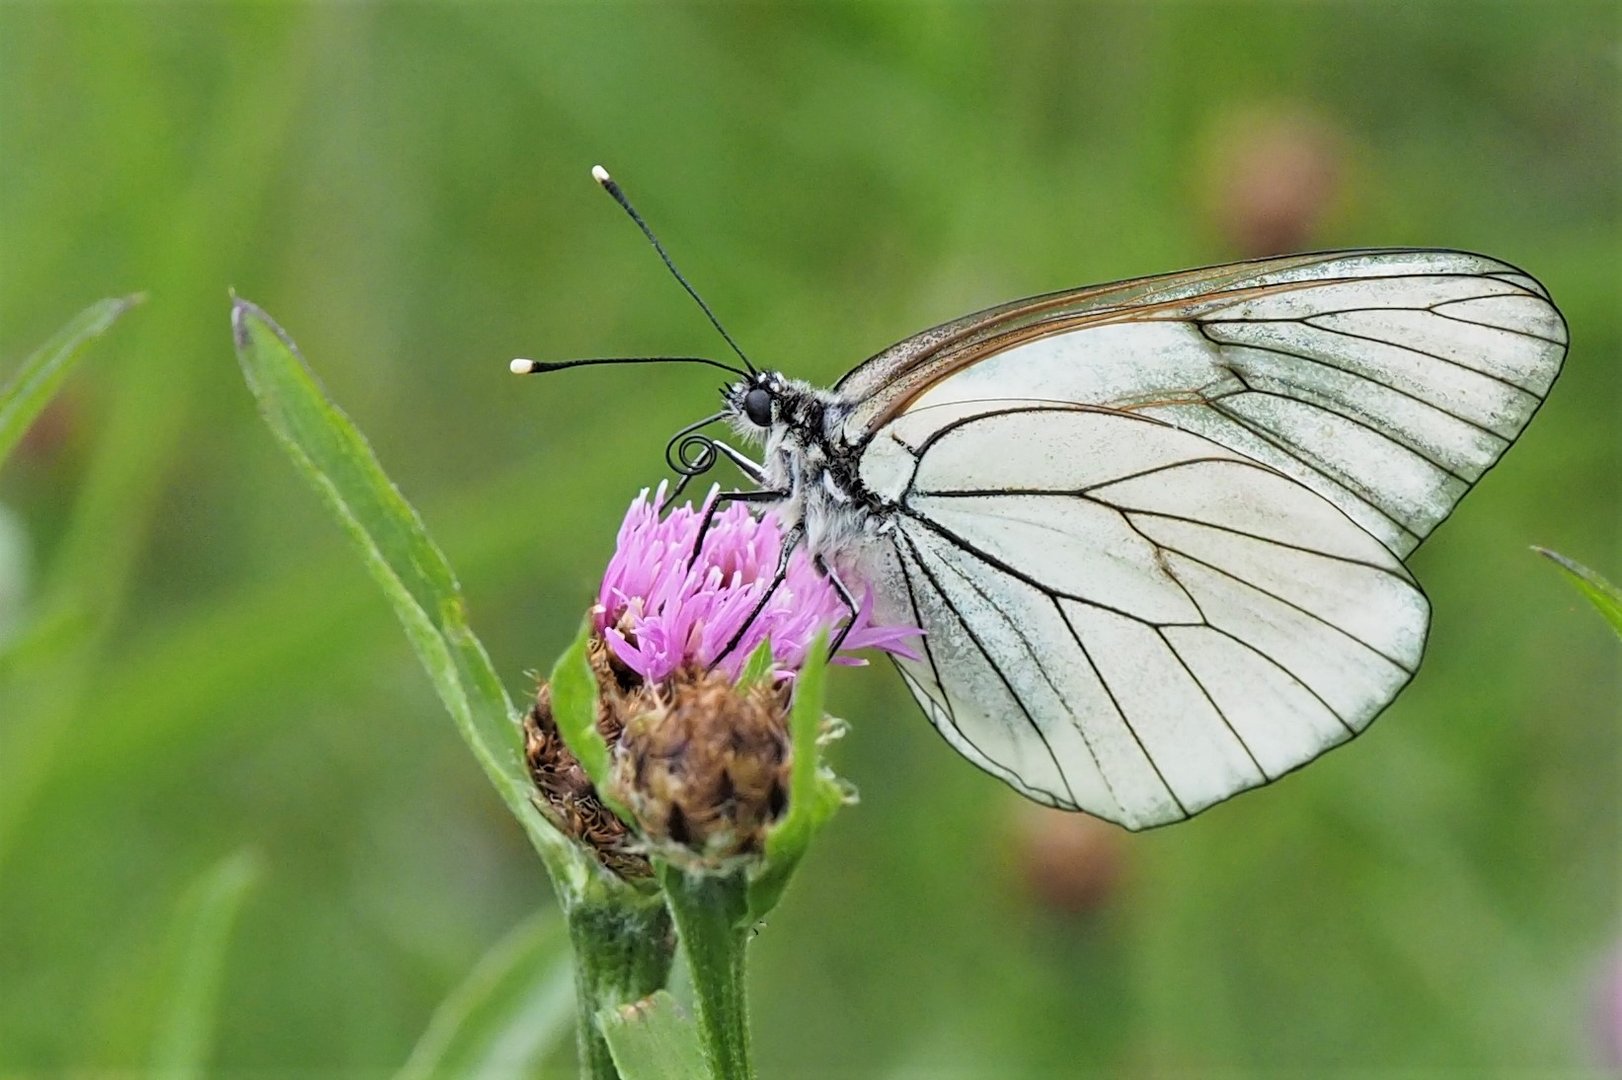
[567, 893, 676, 1080]
[657, 865, 753, 1080]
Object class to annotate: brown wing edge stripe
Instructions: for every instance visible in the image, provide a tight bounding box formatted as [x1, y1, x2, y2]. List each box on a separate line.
[853, 258, 1548, 435]
[838, 248, 1428, 399]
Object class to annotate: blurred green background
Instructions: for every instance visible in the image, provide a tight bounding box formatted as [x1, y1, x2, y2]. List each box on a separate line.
[2, 3, 1618, 1076]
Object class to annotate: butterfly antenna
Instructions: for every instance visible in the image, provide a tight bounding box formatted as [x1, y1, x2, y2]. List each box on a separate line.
[510, 354, 748, 377]
[592, 164, 758, 376]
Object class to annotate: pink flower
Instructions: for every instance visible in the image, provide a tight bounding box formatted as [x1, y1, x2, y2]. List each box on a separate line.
[596, 484, 919, 683]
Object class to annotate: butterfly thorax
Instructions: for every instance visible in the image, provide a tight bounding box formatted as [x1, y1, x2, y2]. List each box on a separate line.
[725, 373, 888, 558]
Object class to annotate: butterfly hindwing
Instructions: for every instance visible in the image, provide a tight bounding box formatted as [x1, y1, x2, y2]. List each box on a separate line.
[850, 406, 1428, 829]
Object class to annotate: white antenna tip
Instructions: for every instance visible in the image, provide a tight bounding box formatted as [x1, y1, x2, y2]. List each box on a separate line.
[510, 358, 537, 375]
[590, 164, 611, 185]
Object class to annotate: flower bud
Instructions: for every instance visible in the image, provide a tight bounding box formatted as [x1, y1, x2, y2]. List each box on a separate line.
[608, 666, 792, 871]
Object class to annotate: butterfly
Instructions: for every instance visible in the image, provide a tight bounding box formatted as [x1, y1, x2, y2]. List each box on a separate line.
[516, 167, 1567, 830]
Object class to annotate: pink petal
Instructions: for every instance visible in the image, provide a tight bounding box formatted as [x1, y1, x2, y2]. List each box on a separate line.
[595, 485, 920, 681]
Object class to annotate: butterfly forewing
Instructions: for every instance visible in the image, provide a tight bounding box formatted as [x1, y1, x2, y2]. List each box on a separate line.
[843, 249, 1566, 557]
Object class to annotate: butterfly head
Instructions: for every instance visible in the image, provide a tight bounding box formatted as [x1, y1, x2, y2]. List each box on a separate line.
[724, 371, 789, 432]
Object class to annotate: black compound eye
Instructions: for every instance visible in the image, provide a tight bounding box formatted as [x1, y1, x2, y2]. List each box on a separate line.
[743, 387, 773, 427]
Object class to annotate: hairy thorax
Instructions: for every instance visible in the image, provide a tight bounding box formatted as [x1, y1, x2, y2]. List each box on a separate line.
[747, 380, 888, 560]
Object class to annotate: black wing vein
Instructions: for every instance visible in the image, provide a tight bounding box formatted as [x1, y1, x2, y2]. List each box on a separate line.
[1052, 597, 1187, 816]
[1198, 395, 1425, 543]
[896, 531, 1079, 809]
[1196, 329, 1520, 444]
[1299, 318, 1543, 394]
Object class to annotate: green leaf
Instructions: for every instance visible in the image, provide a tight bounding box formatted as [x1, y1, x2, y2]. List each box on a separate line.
[733, 639, 776, 692]
[548, 619, 613, 791]
[1534, 547, 1622, 639]
[784, 634, 830, 820]
[229, 298, 592, 886]
[149, 850, 261, 1080]
[747, 632, 845, 922]
[396, 912, 574, 1080]
[546, 618, 636, 829]
[0, 294, 141, 468]
[597, 991, 710, 1080]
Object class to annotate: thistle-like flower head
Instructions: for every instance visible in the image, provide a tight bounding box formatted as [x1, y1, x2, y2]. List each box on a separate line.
[528, 485, 917, 878]
[595, 484, 918, 681]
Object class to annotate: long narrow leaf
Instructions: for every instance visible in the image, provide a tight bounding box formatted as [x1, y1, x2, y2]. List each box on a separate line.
[397, 912, 574, 1080]
[149, 851, 262, 1080]
[1534, 547, 1622, 639]
[0, 295, 141, 467]
[229, 298, 590, 883]
[748, 632, 844, 920]
[597, 991, 709, 1080]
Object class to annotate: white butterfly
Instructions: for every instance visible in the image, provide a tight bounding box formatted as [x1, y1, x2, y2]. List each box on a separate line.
[519, 169, 1567, 830]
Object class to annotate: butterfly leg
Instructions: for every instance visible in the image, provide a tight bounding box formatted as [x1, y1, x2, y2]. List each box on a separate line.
[685, 487, 787, 567]
[712, 522, 805, 666]
[814, 554, 860, 657]
[709, 440, 767, 485]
